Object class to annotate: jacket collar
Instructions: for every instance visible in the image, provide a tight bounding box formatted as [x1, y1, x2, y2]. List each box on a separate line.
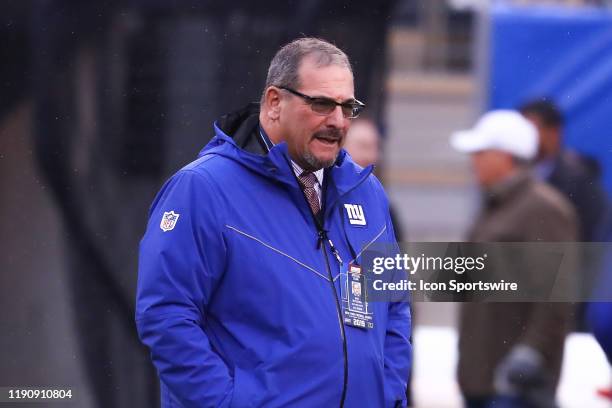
[484, 170, 532, 208]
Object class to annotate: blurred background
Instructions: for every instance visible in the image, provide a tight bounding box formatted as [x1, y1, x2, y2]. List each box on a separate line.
[1, 0, 612, 407]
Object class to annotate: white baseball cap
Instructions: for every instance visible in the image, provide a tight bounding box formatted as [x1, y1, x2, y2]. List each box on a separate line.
[450, 110, 538, 160]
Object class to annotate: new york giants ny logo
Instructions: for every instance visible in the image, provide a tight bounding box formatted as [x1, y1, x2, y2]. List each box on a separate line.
[344, 204, 366, 226]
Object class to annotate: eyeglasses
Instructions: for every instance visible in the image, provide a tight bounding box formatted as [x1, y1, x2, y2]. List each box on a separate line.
[279, 86, 365, 119]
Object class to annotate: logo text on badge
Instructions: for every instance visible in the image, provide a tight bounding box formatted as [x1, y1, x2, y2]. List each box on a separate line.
[160, 211, 180, 232]
[344, 204, 366, 226]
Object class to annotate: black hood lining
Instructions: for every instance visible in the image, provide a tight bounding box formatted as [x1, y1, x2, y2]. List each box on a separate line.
[216, 103, 268, 156]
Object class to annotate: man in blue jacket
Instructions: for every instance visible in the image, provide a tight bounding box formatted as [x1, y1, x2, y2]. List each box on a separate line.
[136, 37, 412, 408]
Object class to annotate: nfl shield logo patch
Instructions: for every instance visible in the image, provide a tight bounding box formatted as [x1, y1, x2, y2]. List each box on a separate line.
[160, 211, 180, 232]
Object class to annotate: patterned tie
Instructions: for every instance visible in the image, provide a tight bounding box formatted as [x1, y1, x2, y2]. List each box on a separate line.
[299, 171, 321, 215]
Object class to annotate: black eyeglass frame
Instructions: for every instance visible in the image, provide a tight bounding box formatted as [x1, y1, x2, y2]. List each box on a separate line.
[278, 86, 365, 119]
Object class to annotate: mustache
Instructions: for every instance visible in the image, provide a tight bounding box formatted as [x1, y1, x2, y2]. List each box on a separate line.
[313, 128, 344, 141]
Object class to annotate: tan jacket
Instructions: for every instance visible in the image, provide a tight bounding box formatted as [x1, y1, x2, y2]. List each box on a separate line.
[458, 170, 577, 397]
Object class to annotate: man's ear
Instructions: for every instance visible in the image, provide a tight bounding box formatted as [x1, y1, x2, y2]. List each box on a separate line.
[263, 87, 282, 121]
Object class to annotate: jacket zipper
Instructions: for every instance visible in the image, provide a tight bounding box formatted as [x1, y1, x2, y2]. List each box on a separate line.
[318, 230, 348, 408]
[284, 156, 369, 407]
[313, 167, 374, 407]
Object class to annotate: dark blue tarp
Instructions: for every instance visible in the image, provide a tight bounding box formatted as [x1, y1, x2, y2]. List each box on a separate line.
[487, 5, 612, 194]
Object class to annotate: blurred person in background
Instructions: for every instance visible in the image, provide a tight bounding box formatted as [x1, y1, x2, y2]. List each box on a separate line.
[451, 110, 577, 408]
[520, 99, 612, 337]
[519, 99, 612, 243]
[344, 119, 381, 169]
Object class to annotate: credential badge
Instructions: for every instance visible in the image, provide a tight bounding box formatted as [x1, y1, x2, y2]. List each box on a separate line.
[160, 211, 180, 232]
[344, 203, 366, 226]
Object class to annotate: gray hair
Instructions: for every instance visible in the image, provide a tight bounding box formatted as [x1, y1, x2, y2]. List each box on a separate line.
[260, 37, 353, 105]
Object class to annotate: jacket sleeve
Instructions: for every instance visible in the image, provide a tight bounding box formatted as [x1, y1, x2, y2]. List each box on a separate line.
[135, 169, 233, 408]
[382, 210, 413, 407]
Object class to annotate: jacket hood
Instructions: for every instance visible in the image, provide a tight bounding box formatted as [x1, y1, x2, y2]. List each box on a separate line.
[198, 103, 374, 197]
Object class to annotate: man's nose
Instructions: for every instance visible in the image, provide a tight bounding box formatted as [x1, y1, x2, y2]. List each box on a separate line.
[326, 105, 347, 128]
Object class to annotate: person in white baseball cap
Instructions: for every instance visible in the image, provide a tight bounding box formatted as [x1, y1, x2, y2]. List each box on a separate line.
[451, 110, 538, 188]
[451, 110, 577, 408]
